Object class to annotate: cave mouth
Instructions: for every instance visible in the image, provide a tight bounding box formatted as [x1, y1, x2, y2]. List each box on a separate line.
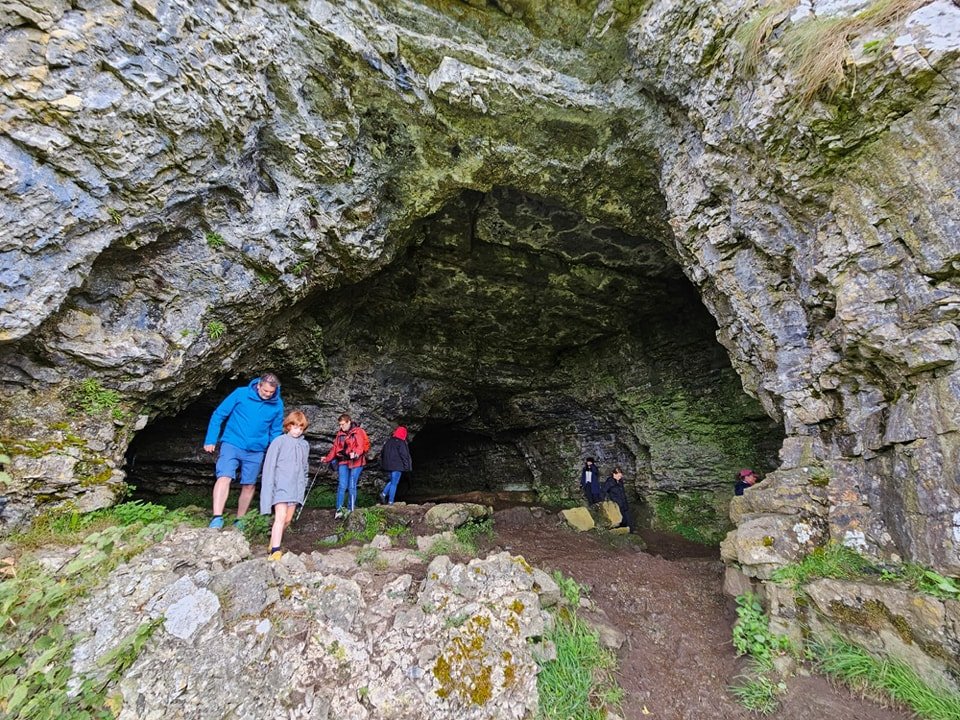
[404, 424, 537, 502]
[125, 187, 784, 540]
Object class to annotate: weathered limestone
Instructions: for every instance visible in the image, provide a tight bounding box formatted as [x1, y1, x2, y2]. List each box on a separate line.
[633, 0, 960, 574]
[561, 507, 595, 532]
[0, 0, 958, 585]
[425, 502, 493, 531]
[56, 527, 564, 719]
[769, 577, 960, 693]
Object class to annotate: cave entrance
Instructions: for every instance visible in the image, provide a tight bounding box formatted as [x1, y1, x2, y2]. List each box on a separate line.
[123, 187, 784, 544]
[403, 424, 535, 503]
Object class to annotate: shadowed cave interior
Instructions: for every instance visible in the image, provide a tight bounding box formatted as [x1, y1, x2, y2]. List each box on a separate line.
[126, 188, 783, 537]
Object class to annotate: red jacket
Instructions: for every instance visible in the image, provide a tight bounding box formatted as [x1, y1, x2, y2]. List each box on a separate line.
[322, 423, 370, 469]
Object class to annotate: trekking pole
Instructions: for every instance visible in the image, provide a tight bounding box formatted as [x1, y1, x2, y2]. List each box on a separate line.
[295, 464, 325, 522]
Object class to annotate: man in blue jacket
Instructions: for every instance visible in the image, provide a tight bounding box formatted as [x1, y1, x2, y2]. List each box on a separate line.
[203, 373, 284, 528]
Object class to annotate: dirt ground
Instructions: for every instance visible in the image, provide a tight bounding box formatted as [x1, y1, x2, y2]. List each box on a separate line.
[280, 502, 912, 720]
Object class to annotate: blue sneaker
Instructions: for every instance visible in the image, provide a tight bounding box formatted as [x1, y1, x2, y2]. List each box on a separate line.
[208, 516, 224, 529]
[233, 517, 245, 529]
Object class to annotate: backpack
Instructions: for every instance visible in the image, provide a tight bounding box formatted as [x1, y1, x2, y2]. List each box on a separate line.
[349, 425, 371, 455]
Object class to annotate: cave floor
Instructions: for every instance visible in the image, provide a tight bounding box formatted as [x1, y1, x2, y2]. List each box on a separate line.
[276, 504, 912, 720]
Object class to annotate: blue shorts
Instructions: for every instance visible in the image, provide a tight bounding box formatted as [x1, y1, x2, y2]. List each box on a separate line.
[215, 442, 265, 485]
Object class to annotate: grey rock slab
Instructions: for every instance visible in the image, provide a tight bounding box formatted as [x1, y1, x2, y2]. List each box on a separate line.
[162, 587, 220, 640]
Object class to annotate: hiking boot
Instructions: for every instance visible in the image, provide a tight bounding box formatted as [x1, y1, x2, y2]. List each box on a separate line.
[334, 509, 345, 520]
[268, 550, 282, 561]
[208, 516, 224, 529]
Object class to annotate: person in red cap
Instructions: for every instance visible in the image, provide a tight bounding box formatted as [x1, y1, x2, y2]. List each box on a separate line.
[378, 425, 412, 504]
[734, 468, 759, 496]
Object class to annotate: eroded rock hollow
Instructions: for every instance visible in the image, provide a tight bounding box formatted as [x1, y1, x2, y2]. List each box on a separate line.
[126, 188, 781, 520]
[2, 0, 959, 580]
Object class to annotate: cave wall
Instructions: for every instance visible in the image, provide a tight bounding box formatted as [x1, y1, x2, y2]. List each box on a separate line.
[0, 0, 958, 578]
[633, 0, 960, 574]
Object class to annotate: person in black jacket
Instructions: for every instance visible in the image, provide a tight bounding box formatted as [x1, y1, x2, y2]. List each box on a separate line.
[602, 467, 633, 532]
[734, 468, 759, 496]
[580, 457, 602, 504]
[379, 426, 412, 504]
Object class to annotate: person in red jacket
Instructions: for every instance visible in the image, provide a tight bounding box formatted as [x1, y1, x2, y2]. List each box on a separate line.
[321, 413, 370, 518]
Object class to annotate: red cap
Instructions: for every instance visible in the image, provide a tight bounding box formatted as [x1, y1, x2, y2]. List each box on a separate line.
[393, 426, 408, 440]
[738, 469, 755, 478]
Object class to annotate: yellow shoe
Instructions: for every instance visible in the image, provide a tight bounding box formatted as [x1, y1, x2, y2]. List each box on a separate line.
[268, 550, 282, 561]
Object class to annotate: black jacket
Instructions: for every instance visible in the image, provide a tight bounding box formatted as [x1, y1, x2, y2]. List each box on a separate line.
[380, 436, 412, 472]
[602, 477, 628, 507]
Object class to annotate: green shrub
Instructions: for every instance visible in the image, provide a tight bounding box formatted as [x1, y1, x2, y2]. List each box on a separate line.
[68, 379, 121, 417]
[732, 594, 792, 668]
[729, 595, 791, 713]
[552, 570, 587, 606]
[240, 513, 271, 543]
[0, 521, 177, 719]
[205, 231, 225, 248]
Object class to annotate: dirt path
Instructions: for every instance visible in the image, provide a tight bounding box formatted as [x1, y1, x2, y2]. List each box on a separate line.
[283, 504, 911, 720]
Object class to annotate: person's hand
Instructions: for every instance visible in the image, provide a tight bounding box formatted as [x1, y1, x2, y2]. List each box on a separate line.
[203, 444, 215, 454]
[349, 452, 358, 460]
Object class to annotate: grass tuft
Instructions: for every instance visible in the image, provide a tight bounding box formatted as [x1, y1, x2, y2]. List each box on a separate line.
[736, 0, 927, 102]
[729, 663, 785, 715]
[811, 636, 960, 720]
[537, 611, 622, 720]
[735, 0, 798, 72]
[771, 542, 872, 586]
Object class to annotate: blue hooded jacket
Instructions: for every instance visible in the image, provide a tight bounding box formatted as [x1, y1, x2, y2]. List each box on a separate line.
[204, 378, 284, 452]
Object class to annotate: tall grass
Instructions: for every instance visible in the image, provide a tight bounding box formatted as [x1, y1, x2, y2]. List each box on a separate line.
[812, 637, 960, 720]
[537, 611, 622, 720]
[735, 0, 928, 102]
[735, 0, 798, 72]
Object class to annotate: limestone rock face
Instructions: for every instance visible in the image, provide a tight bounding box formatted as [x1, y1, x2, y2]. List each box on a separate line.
[631, 0, 960, 574]
[1, 0, 959, 578]
[799, 578, 960, 693]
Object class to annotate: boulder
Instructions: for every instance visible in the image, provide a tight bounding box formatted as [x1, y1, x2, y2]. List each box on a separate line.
[425, 502, 493, 531]
[594, 501, 623, 529]
[561, 507, 595, 532]
[730, 513, 826, 578]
